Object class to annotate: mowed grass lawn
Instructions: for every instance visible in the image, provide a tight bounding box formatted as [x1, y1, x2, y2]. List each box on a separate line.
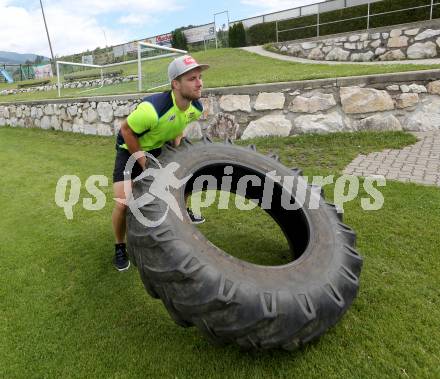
[2, 48, 440, 103]
[1, 127, 439, 378]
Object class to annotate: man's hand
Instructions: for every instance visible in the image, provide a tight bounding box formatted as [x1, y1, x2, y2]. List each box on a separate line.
[173, 134, 183, 147]
[139, 155, 149, 170]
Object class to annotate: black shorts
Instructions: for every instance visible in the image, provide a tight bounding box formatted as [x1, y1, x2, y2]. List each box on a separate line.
[112, 147, 162, 183]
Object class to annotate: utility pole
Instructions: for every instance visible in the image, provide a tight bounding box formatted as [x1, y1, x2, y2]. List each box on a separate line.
[102, 29, 108, 48]
[39, 0, 55, 65]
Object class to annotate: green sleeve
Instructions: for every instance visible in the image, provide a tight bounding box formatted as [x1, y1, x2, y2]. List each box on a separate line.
[126, 102, 158, 134]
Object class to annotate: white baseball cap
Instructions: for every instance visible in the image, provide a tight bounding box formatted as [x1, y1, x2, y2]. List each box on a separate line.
[168, 55, 209, 82]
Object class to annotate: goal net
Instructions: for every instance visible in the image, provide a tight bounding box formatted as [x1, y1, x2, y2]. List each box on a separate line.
[56, 61, 104, 97]
[55, 42, 187, 98]
[136, 42, 187, 92]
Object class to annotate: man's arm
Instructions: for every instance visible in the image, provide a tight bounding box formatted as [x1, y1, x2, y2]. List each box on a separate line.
[120, 120, 148, 169]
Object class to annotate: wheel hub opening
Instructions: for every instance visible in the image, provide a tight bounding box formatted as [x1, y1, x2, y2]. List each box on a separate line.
[185, 163, 310, 266]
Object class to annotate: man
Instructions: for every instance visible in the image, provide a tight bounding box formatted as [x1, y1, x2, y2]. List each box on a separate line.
[111, 55, 209, 271]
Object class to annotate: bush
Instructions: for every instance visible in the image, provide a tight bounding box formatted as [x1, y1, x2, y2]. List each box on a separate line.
[228, 22, 247, 47]
[171, 28, 188, 51]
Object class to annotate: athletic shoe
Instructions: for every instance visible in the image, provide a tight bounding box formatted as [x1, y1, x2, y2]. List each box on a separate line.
[113, 243, 130, 272]
[187, 208, 205, 224]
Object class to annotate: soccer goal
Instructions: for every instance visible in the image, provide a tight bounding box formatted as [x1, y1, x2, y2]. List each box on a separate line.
[55, 42, 187, 97]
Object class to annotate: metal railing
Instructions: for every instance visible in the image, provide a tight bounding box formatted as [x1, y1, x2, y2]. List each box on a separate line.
[276, 0, 440, 43]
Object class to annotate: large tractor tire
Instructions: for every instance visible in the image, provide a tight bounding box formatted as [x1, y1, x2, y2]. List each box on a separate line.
[127, 138, 362, 350]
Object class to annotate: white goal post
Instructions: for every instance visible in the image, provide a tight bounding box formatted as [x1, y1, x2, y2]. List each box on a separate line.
[56, 61, 104, 97]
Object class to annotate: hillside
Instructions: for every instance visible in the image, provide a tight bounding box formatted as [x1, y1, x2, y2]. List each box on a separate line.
[0, 51, 49, 64]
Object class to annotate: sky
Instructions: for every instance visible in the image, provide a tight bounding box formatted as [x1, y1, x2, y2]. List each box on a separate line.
[0, 0, 324, 57]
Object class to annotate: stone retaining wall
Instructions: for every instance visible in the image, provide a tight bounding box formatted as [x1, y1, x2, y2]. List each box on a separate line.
[272, 20, 440, 62]
[2, 70, 440, 140]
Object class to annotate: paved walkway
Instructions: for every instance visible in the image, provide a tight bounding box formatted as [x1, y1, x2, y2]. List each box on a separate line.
[241, 46, 440, 66]
[241, 46, 440, 186]
[343, 132, 440, 186]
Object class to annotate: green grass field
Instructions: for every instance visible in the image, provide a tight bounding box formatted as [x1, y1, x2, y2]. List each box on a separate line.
[1, 126, 439, 378]
[2, 48, 440, 103]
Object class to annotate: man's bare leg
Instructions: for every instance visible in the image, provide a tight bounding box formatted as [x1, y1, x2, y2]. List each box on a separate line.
[112, 180, 132, 242]
[112, 180, 131, 271]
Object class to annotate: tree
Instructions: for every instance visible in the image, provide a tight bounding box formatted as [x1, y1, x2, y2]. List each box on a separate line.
[34, 55, 44, 64]
[228, 22, 247, 47]
[171, 28, 188, 50]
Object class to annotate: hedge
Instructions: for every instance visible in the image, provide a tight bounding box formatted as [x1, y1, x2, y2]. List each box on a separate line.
[246, 0, 440, 45]
[370, 0, 432, 28]
[247, 22, 277, 45]
[64, 69, 123, 82]
[17, 79, 51, 88]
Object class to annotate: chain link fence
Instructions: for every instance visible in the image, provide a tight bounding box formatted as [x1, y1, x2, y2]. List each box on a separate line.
[1, 64, 35, 82]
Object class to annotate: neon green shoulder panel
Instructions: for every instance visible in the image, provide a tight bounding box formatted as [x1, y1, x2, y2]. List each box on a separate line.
[121, 92, 203, 152]
[126, 102, 158, 134]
